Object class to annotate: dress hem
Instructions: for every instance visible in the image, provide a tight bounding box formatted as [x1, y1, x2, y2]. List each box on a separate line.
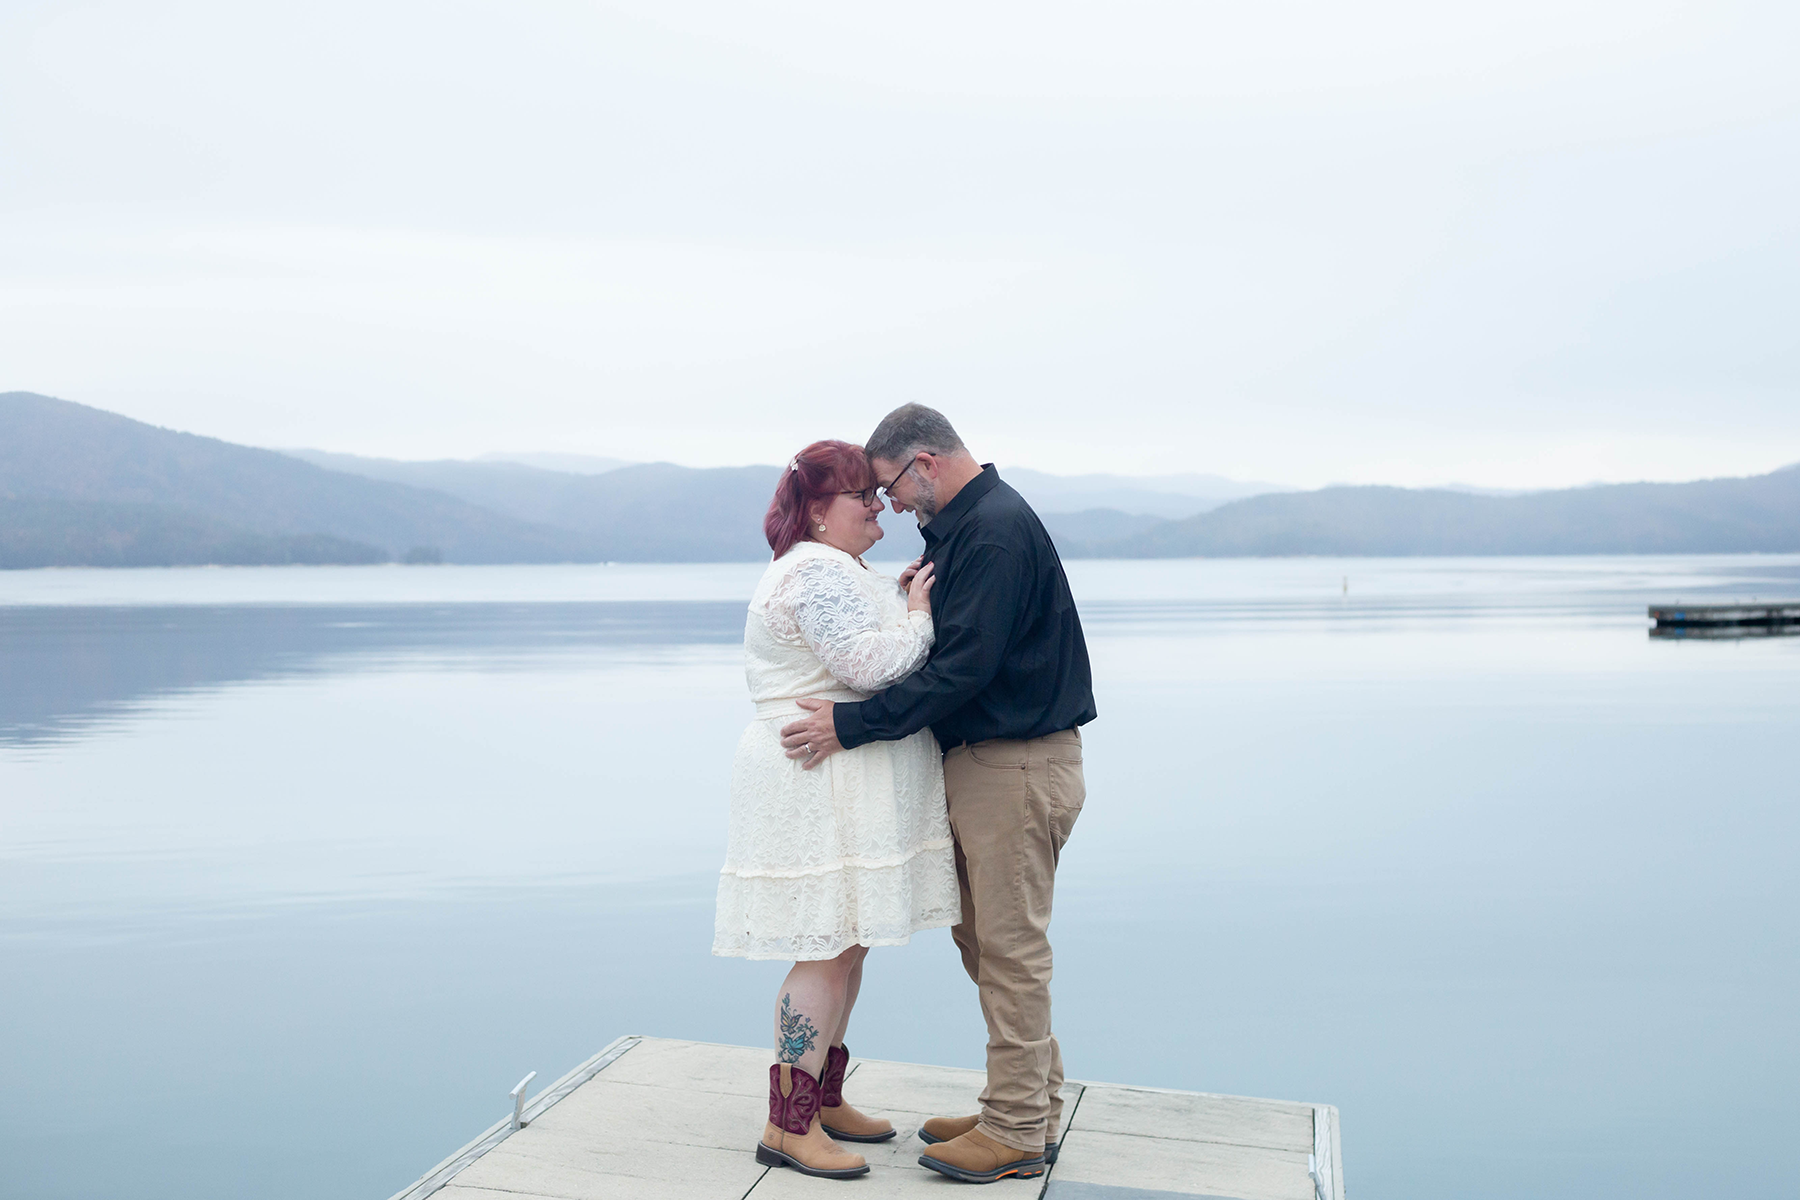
[710, 913, 960, 962]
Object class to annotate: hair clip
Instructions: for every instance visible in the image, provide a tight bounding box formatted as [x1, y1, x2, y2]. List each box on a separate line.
[788, 458, 799, 472]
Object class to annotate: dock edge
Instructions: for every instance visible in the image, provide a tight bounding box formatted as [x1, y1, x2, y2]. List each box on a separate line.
[1311, 1103, 1346, 1200]
[384, 1034, 644, 1200]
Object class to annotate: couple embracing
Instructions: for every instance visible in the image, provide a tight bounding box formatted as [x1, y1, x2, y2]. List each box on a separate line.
[712, 404, 1096, 1184]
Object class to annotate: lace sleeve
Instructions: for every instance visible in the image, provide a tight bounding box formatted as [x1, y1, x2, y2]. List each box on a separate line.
[771, 556, 934, 692]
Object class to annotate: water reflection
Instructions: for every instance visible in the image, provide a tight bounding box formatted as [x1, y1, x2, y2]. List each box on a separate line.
[0, 601, 745, 745]
[1650, 622, 1800, 639]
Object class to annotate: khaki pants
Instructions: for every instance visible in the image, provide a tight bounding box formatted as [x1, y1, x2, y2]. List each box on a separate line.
[942, 727, 1085, 1153]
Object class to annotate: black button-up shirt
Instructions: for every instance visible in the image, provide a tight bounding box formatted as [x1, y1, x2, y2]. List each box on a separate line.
[835, 465, 1096, 750]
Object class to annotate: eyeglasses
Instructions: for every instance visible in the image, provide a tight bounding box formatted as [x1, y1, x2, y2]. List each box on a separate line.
[838, 488, 879, 506]
[878, 458, 920, 501]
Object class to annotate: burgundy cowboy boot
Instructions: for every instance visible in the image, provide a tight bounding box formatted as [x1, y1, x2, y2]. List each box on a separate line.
[818, 1043, 896, 1143]
[756, 1062, 869, 1179]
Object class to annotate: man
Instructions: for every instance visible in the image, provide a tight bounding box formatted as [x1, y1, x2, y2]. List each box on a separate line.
[779, 403, 1096, 1184]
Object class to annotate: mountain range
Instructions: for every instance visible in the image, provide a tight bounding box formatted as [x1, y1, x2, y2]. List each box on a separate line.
[0, 392, 792, 566]
[283, 451, 1289, 524]
[1000, 468, 1294, 520]
[279, 446, 782, 559]
[1049, 471, 1800, 557]
[2, 391, 1796, 566]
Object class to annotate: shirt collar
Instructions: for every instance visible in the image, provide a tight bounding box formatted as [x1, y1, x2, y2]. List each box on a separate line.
[921, 463, 1000, 545]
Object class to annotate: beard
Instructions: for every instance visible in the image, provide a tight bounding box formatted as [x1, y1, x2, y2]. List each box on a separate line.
[910, 476, 940, 522]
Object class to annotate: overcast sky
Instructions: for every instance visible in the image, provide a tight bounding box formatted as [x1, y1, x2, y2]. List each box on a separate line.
[2, 1, 1796, 488]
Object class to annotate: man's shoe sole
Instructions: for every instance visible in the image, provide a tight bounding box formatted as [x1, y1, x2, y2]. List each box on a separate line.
[755, 1143, 870, 1178]
[917, 1153, 1047, 1183]
[919, 1128, 1059, 1165]
[822, 1123, 898, 1143]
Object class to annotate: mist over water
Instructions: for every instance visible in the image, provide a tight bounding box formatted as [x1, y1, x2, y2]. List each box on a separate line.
[2, 556, 1796, 1200]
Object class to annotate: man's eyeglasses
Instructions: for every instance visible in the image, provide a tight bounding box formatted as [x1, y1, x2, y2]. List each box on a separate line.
[878, 458, 919, 501]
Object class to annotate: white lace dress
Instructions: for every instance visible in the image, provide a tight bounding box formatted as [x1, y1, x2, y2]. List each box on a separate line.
[713, 540, 960, 961]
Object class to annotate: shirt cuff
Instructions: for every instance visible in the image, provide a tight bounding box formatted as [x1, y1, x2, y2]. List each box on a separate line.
[834, 699, 872, 750]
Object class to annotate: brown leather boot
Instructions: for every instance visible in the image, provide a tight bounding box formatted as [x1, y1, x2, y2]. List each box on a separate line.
[819, 1044, 896, 1143]
[921, 1114, 1060, 1164]
[918, 1126, 1046, 1183]
[756, 1063, 869, 1179]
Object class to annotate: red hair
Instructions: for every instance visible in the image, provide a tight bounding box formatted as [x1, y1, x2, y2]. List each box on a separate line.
[765, 440, 874, 560]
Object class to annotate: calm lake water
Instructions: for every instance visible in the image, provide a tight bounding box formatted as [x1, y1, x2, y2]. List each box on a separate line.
[3, 556, 1797, 1199]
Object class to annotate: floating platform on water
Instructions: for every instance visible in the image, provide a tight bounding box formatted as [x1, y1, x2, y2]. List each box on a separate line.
[388, 1036, 1345, 1200]
[1649, 602, 1800, 638]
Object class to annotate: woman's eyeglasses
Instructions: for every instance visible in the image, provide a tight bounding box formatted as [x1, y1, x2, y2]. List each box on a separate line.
[838, 488, 879, 505]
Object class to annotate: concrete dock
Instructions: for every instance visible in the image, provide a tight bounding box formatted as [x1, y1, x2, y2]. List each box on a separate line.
[388, 1037, 1345, 1200]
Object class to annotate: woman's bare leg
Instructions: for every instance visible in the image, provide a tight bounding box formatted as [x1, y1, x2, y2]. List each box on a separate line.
[774, 947, 860, 1079]
[828, 945, 868, 1049]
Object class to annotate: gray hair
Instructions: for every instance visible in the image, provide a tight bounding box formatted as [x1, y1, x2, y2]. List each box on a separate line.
[864, 403, 965, 465]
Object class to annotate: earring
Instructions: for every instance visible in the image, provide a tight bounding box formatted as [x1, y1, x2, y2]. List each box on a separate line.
[817, 523, 827, 532]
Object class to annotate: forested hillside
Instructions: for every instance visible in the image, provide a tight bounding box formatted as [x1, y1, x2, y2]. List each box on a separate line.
[0, 392, 582, 565]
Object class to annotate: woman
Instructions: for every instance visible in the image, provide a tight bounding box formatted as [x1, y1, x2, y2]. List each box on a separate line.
[713, 439, 959, 1180]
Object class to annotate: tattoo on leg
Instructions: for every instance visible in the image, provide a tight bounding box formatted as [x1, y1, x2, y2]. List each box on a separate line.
[777, 993, 820, 1064]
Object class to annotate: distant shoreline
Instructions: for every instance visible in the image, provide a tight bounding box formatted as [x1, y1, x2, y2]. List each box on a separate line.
[10, 546, 1800, 573]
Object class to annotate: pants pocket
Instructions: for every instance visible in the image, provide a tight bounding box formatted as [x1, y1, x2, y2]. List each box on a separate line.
[944, 742, 1030, 889]
[1045, 756, 1084, 858]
